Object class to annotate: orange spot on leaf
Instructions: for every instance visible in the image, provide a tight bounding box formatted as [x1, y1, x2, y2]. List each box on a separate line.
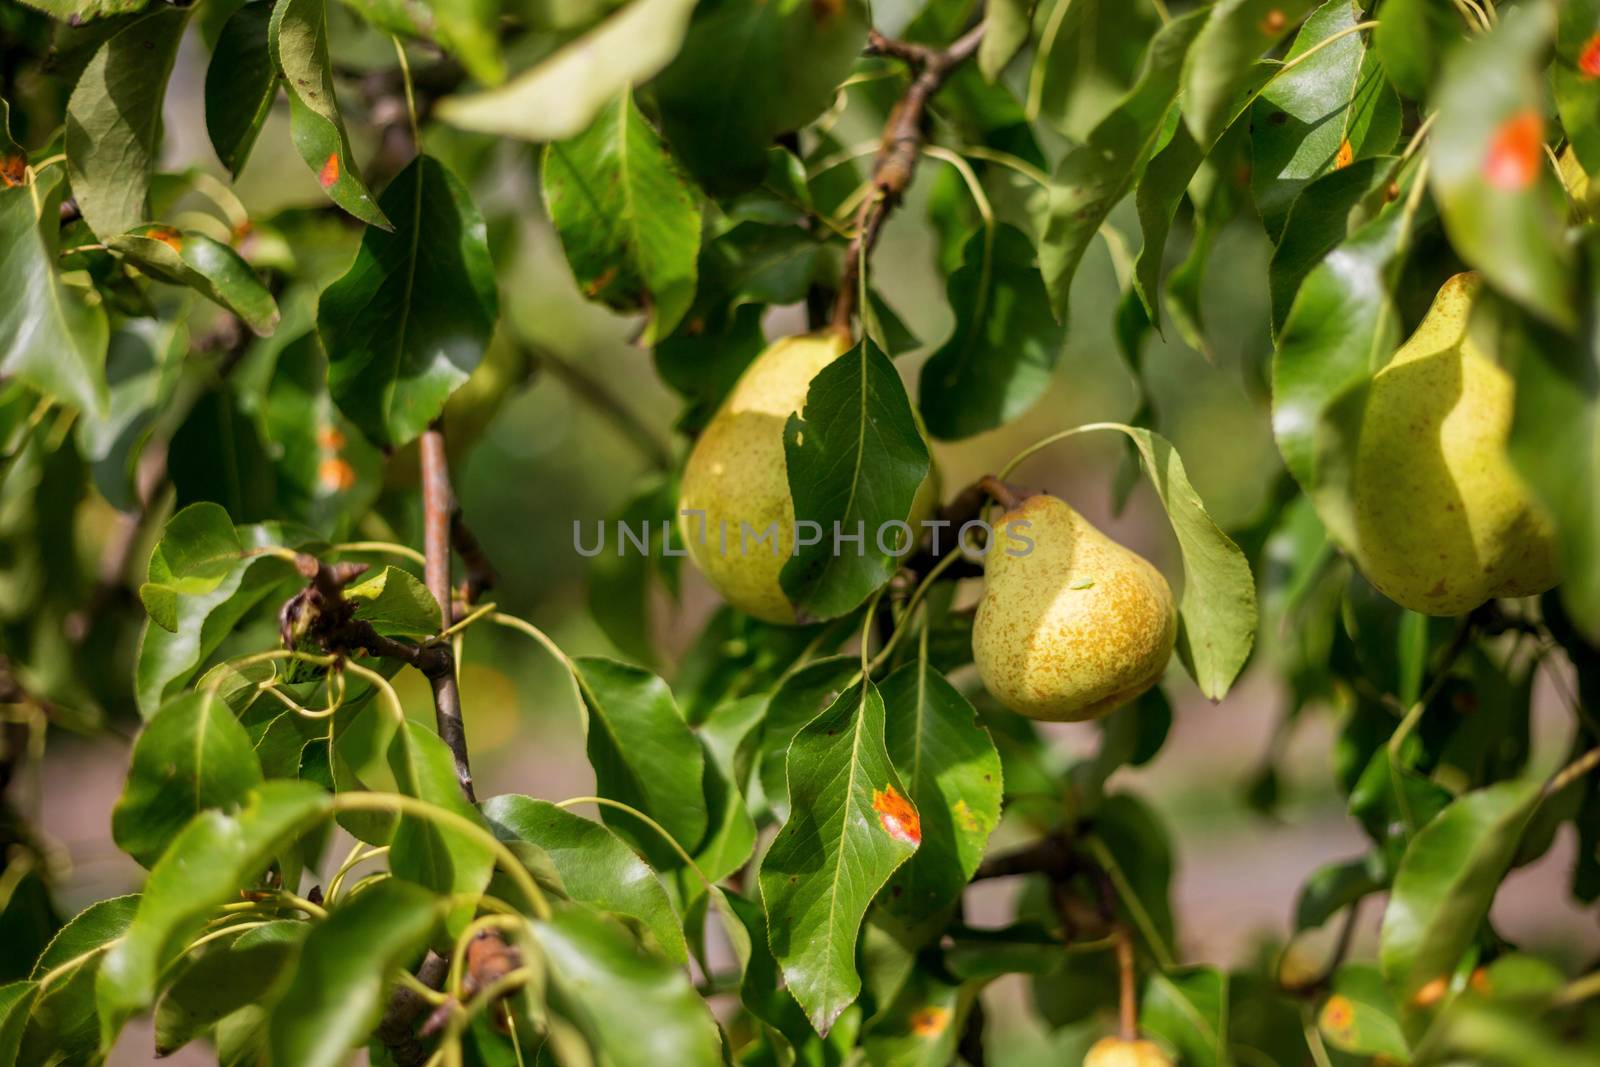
[1412, 977, 1448, 1007]
[1259, 8, 1286, 34]
[909, 1006, 949, 1038]
[1319, 994, 1355, 1037]
[319, 152, 341, 188]
[0, 154, 26, 188]
[318, 457, 357, 492]
[1335, 138, 1354, 170]
[1483, 110, 1543, 191]
[316, 425, 347, 451]
[1469, 967, 1492, 994]
[146, 226, 184, 252]
[872, 785, 920, 847]
[1581, 33, 1600, 78]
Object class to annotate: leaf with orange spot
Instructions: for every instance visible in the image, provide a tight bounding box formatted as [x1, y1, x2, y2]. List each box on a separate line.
[1317, 964, 1408, 1059]
[758, 680, 917, 1036]
[0, 154, 25, 189]
[1583, 32, 1600, 77]
[317, 151, 340, 188]
[1335, 138, 1354, 169]
[909, 1006, 949, 1037]
[109, 226, 279, 336]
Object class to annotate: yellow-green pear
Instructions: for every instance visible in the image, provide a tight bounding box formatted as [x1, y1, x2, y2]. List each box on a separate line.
[1352, 273, 1557, 615]
[973, 494, 1176, 722]
[678, 330, 939, 624]
[1083, 1037, 1174, 1067]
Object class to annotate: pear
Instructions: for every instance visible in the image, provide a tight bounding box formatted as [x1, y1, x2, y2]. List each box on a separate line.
[1352, 273, 1558, 616]
[973, 494, 1176, 722]
[1083, 1037, 1174, 1067]
[679, 330, 939, 624]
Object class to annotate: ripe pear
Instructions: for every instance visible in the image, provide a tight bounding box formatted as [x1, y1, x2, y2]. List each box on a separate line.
[1352, 273, 1557, 615]
[973, 494, 1176, 722]
[679, 330, 939, 624]
[1083, 1037, 1174, 1067]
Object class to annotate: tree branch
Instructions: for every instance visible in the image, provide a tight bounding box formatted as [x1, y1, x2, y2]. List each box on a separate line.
[831, 22, 986, 332]
[420, 425, 475, 802]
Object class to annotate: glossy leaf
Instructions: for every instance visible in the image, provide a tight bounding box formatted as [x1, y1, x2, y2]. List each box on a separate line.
[758, 655, 862, 815]
[269, 0, 389, 228]
[1027, 0, 1158, 137]
[535, 906, 724, 1067]
[654, 0, 869, 195]
[1132, 122, 1204, 330]
[108, 226, 280, 336]
[779, 339, 931, 620]
[0, 981, 36, 1066]
[758, 680, 919, 1036]
[343, 565, 440, 640]
[542, 88, 701, 343]
[0, 170, 109, 419]
[154, 920, 303, 1056]
[1429, 3, 1574, 329]
[919, 225, 1066, 439]
[1267, 156, 1392, 335]
[877, 659, 1002, 926]
[268, 880, 440, 1067]
[1040, 10, 1206, 319]
[96, 781, 331, 1034]
[111, 689, 265, 867]
[574, 656, 708, 863]
[1379, 778, 1540, 1032]
[206, 0, 278, 177]
[65, 6, 189, 239]
[1250, 1, 1401, 239]
[1318, 963, 1408, 1059]
[1271, 164, 1428, 549]
[484, 794, 687, 963]
[435, 0, 698, 143]
[1142, 968, 1229, 1067]
[321, 154, 498, 449]
[19, 896, 139, 1066]
[1183, 0, 1316, 148]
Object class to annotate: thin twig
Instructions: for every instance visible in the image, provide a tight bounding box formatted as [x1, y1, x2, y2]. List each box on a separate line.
[831, 22, 986, 332]
[419, 425, 474, 802]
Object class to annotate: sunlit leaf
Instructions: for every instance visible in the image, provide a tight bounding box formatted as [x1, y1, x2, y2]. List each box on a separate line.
[19, 896, 139, 1066]
[108, 226, 280, 336]
[1183, 0, 1317, 148]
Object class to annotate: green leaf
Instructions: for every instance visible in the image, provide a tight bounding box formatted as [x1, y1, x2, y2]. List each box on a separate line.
[758, 655, 862, 816]
[153, 920, 303, 1056]
[1318, 963, 1408, 1060]
[0, 171, 109, 419]
[542, 88, 701, 343]
[1040, 10, 1206, 319]
[388, 723, 494, 935]
[206, 0, 279, 177]
[138, 504, 245, 631]
[321, 154, 498, 449]
[20, 896, 140, 1067]
[574, 656, 708, 864]
[268, 0, 390, 228]
[535, 906, 724, 1067]
[1132, 122, 1204, 331]
[1027, 0, 1158, 137]
[96, 781, 331, 1036]
[1374, 0, 1458, 102]
[979, 0, 1034, 82]
[111, 690, 265, 868]
[1295, 852, 1388, 930]
[691, 702, 759, 884]
[779, 339, 931, 621]
[1141, 968, 1229, 1067]
[10, 0, 150, 19]
[135, 517, 314, 716]
[1271, 163, 1428, 549]
[1379, 778, 1541, 1034]
[1556, 0, 1600, 175]
[434, 0, 698, 143]
[919, 225, 1066, 440]
[1183, 0, 1317, 148]
[654, 0, 869, 195]
[268, 880, 440, 1067]
[877, 659, 1001, 926]
[859, 961, 976, 1066]
[587, 475, 679, 666]
[108, 226, 280, 336]
[758, 680, 919, 1036]
[1267, 156, 1392, 336]
[483, 794, 688, 963]
[343, 565, 440, 639]
[1504, 238, 1600, 641]
[1429, 3, 1574, 330]
[65, 6, 189, 239]
[1250, 1, 1401, 239]
[0, 981, 36, 1066]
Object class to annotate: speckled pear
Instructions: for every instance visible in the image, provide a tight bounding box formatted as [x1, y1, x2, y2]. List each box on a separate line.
[973, 494, 1176, 721]
[678, 330, 939, 624]
[1083, 1037, 1175, 1067]
[1352, 273, 1558, 615]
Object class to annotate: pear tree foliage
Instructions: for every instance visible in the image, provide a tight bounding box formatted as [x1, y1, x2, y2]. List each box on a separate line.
[0, 0, 1599, 1064]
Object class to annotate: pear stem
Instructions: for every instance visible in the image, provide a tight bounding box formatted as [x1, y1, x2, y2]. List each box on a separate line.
[977, 475, 1025, 512]
[830, 23, 986, 334]
[1115, 926, 1138, 1041]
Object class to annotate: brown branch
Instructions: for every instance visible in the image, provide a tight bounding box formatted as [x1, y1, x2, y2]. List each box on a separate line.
[831, 22, 986, 333]
[420, 425, 474, 802]
[972, 833, 1075, 881]
[375, 951, 449, 1067]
